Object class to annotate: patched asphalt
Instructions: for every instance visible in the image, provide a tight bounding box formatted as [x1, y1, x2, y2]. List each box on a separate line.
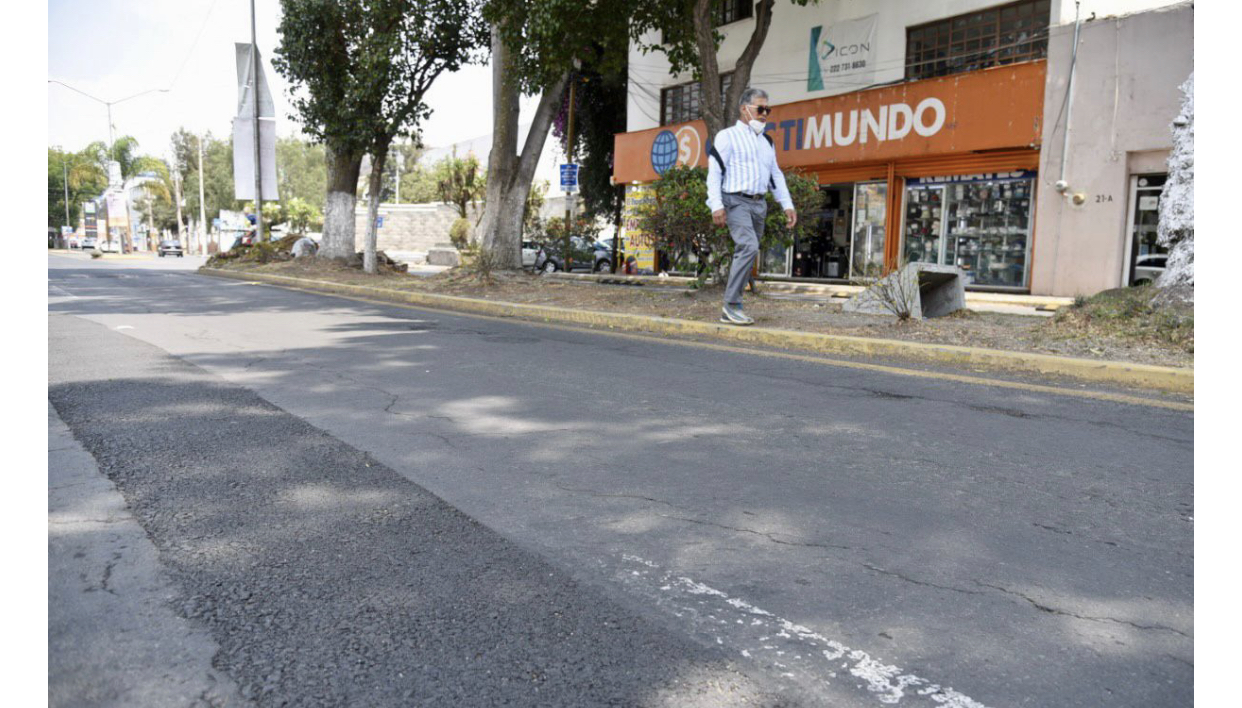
[49, 313, 804, 707]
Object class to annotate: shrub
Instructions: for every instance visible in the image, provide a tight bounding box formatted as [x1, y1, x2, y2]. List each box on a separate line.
[634, 164, 824, 285]
[449, 218, 472, 249]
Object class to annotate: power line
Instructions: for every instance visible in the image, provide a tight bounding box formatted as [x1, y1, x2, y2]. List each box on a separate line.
[166, 0, 223, 92]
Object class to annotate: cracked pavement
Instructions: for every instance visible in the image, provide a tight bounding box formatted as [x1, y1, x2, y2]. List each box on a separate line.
[48, 255, 1192, 707]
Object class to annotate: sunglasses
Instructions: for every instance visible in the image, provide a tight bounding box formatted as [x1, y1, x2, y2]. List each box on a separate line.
[748, 105, 772, 115]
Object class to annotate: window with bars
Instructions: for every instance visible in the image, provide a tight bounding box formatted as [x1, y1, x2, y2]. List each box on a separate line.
[906, 0, 1050, 81]
[717, 0, 753, 26]
[660, 73, 735, 126]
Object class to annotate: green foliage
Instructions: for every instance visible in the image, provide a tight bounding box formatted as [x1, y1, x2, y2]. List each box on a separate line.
[557, 65, 626, 226]
[635, 164, 824, 283]
[283, 197, 322, 234]
[484, 0, 632, 95]
[275, 0, 487, 156]
[449, 217, 473, 249]
[170, 129, 240, 227]
[48, 146, 107, 229]
[434, 150, 487, 219]
[276, 136, 328, 211]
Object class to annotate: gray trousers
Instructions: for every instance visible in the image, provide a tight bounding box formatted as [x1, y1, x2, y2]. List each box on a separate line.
[722, 192, 766, 308]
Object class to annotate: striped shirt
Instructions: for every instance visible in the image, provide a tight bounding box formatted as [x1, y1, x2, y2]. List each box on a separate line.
[706, 121, 794, 213]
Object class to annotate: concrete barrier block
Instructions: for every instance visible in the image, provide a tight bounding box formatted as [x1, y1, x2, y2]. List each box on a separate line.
[426, 247, 460, 267]
[842, 263, 965, 319]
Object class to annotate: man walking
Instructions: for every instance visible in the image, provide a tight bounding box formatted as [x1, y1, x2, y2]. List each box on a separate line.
[707, 87, 796, 326]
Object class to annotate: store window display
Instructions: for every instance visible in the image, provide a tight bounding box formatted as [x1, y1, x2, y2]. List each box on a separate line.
[903, 173, 1035, 289]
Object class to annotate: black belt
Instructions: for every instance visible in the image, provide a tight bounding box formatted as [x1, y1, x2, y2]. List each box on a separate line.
[725, 191, 764, 200]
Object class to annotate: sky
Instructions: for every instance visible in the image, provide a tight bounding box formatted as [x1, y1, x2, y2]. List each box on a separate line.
[47, 0, 535, 159]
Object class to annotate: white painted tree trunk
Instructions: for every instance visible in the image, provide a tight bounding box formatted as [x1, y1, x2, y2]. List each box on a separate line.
[321, 144, 363, 260]
[1157, 73, 1193, 290]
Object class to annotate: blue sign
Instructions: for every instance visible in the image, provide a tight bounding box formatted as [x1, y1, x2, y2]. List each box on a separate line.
[650, 130, 678, 176]
[560, 163, 579, 190]
[212, 218, 222, 229]
[376, 216, 385, 229]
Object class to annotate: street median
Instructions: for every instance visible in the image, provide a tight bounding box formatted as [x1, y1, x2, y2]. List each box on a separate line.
[201, 267, 1193, 395]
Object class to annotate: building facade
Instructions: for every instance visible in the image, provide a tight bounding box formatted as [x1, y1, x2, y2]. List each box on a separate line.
[613, 0, 1191, 295]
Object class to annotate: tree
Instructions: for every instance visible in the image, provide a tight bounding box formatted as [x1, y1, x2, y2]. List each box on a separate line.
[171, 130, 239, 232]
[635, 164, 823, 285]
[48, 147, 107, 230]
[434, 148, 487, 220]
[632, 0, 817, 140]
[275, 0, 486, 271]
[476, 0, 631, 269]
[275, 136, 328, 212]
[1158, 73, 1193, 290]
[284, 197, 322, 235]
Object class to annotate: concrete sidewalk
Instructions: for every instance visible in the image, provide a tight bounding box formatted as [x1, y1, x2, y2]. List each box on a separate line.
[48, 401, 246, 708]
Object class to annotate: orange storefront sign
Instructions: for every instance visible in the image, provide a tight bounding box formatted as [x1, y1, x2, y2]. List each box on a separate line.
[613, 60, 1046, 184]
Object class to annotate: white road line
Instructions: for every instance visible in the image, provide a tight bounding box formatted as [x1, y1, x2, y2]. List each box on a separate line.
[614, 554, 989, 707]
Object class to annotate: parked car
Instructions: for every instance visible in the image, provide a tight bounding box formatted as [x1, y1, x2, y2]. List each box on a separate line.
[81, 236, 98, 250]
[521, 240, 539, 269]
[1133, 254, 1167, 285]
[534, 237, 613, 274]
[158, 239, 184, 257]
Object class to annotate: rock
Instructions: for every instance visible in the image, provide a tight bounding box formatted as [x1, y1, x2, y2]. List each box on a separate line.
[426, 247, 461, 267]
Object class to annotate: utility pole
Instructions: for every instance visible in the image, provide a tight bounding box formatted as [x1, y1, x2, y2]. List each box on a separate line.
[562, 74, 576, 269]
[173, 167, 186, 248]
[394, 148, 404, 205]
[198, 134, 208, 253]
[62, 154, 71, 230]
[250, 0, 264, 242]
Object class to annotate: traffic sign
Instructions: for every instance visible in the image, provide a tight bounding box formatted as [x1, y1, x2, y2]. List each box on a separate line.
[560, 163, 579, 191]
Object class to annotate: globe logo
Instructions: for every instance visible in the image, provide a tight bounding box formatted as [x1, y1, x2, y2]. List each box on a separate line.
[650, 130, 679, 175]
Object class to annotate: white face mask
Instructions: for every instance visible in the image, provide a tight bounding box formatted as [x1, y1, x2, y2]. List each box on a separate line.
[745, 105, 768, 134]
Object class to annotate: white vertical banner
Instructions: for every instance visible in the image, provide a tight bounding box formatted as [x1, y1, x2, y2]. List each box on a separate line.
[233, 117, 279, 200]
[232, 42, 279, 201]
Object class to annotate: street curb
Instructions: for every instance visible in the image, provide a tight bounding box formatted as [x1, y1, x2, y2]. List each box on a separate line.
[200, 268, 1193, 394]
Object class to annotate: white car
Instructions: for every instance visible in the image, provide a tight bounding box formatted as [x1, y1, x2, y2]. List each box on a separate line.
[521, 241, 539, 269]
[1134, 254, 1167, 285]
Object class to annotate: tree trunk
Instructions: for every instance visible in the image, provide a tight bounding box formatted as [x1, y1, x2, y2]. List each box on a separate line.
[693, 0, 775, 140]
[479, 22, 569, 269]
[363, 143, 390, 275]
[322, 142, 364, 260]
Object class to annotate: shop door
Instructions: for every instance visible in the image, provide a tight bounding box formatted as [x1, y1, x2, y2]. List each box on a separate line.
[1126, 174, 1168, 285]
[850, 182, 887, 279]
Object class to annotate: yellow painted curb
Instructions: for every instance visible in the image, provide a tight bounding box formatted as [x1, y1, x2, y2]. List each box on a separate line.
[201, 268, 1194, 395]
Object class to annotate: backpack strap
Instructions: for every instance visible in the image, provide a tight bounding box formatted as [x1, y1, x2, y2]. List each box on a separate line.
[763, 133, 776, 192]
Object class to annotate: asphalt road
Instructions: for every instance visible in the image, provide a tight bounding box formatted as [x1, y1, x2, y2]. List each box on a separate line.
[48, 253, 1193, 707]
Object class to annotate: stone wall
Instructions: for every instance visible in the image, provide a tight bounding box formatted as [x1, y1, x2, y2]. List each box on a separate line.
[354, 202, 483, 254]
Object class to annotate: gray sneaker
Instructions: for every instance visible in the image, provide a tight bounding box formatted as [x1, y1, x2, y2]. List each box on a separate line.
[720, 305, 754, 326]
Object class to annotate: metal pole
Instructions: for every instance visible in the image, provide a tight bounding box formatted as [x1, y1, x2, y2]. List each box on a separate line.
[198, 134, 208, 253]
[563, 77, 575, 268]
[63, 155, 71, 229]
[251, 0, 264, 241]
[1059, 1, 1082, 186]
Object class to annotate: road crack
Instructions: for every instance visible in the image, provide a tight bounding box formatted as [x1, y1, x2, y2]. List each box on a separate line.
[975, 582, 1190, 637]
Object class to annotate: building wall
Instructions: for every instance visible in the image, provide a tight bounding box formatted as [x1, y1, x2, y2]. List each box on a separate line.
[627, 0, 1181, 134]
[1031, 2, 1191, 296]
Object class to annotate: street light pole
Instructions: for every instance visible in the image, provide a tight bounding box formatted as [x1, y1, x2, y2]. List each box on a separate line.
[250, 0, 264, 242]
